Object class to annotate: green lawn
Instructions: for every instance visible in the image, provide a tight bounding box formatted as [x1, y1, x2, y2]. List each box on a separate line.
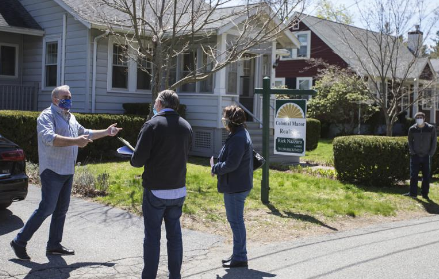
[80, 159, 436, 224]
[303, 138, 334, 165]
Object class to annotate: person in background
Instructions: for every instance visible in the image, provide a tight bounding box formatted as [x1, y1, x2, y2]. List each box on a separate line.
[131, 90, 193, 279]
[405, 112, 437, 199]
[11, 85, 122, 261]
[211, 105, 253, 268]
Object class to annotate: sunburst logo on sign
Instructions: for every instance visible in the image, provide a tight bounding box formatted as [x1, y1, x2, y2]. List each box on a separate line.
[276, 103, 304, 119]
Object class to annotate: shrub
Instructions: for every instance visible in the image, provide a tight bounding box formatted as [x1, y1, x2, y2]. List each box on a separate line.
[333, 136, 413, 186]
[0, 110, 145, 163]
[122, 102, 187, 119]
[306, 118, 321, 151]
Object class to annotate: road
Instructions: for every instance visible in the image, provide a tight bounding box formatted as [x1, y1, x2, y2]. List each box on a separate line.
[1, 185, 439, 278]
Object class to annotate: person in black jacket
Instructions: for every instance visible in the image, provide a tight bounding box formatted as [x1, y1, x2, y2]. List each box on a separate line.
[405, 112, 437, 199]
[211, 105, 253, 268]
[131, 90, 193, 279]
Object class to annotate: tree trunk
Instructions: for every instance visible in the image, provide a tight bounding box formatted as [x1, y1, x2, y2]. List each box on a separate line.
[150, 41, 163, 119]
[384, 114, 393, 136]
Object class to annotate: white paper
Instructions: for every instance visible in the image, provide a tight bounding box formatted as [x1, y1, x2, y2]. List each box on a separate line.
[210, 156, 214, 167]
[117, 146, 133, 156]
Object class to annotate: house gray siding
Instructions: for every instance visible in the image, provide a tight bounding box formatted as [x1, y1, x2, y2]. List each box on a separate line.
[19, 0, 89, 112]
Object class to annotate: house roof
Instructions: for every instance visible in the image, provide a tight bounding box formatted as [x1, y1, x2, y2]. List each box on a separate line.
[431, 59, 439, 74]
[298, 14, 434, 80]
[56, 0, 299, 48]
[0, 0, 44, 36]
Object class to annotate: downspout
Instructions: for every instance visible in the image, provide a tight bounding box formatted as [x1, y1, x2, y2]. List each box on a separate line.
[61, 13, 67, 85]
[92, 31, 109, 113]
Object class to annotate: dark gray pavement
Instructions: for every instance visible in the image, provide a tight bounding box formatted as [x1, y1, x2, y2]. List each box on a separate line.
[2, 185, 439, 278]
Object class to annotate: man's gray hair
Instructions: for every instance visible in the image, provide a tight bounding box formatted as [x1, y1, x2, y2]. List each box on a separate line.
[157, 90, 179, 110]
[52, 85, 70, 98]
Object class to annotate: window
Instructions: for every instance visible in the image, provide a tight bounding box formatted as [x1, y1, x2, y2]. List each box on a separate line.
[291, 19, 300, 30]
[45, 41, 58, 87]
[181, 52, 196, 92]
[280, 31, 311, 60]
[137, 55, 152, 90]
[0, 44, 18, 77]
[422, 87, 433, 110]
[273, 78, 285, 88]
[297, 34, 309, 58]
[297, 77, 312, 100]
[112, 44, 128, 89]
[227, 62, 237, 94]
[200, 52, 213, 92]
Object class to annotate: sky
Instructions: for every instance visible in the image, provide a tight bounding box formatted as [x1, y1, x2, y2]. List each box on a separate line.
[225, 0, 439, 46]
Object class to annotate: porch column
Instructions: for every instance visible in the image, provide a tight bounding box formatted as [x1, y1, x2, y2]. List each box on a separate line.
[214, 33, 228, 128]
[270, 41, 276, 87]
[412, 79, 419, 117]
[431, 86, 436, 124]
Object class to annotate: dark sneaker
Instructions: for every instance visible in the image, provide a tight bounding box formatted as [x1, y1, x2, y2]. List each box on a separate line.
[403, 192, 417, 198]
[422, 194, 430, 200]
[46, 246, 75, 255]
[223, 260, 248, 268]
[10, 240, 31, 261]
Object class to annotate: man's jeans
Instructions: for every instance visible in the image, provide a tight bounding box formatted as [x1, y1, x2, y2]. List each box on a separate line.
[410, 155, 431, 196]
[142, 189, 185, 279]
[224, 190, 250, 262]
[14, 169, 73, 249]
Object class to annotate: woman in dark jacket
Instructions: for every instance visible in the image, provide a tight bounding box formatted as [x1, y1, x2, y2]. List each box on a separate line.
[211, 105, 253, 268]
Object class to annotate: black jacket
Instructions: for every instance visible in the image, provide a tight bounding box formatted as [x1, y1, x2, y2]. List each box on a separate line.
[408, 123, 437, 157]
[131, 110, 193, 190]
[212, 126, 253, 193]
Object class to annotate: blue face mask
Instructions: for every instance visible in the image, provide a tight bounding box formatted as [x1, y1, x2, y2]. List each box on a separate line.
[153, 107, 158, 115]
[58, 98, 72, 110]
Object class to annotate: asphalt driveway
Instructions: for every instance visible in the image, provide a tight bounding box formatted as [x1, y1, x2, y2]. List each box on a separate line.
[2, 185, 439, 278]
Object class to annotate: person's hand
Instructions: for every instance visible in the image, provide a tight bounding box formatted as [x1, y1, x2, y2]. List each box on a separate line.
[76, 135, 93, 148]
[210, 156, 215, 177]
[107, 123, 122, 137]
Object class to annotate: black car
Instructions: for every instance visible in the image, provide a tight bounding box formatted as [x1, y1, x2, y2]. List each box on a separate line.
[0, 134, 28, 210]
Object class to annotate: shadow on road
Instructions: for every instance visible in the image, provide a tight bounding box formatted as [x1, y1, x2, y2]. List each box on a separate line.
[10, 256, 115, 279]
[266, 204, 338, 231]
[415, 198, 439, 214]
[0, 209, 24, 236]
[216, 268, 276, 279]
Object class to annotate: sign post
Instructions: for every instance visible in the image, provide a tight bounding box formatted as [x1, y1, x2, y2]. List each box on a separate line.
[255, 77, 316, 204]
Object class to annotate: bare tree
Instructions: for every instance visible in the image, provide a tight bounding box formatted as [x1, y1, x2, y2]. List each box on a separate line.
[330, 0, 438, 135]
[77, 0, 307, 116]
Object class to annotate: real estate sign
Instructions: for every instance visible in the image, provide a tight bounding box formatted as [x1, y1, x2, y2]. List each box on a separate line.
[274, 99, 307, 156]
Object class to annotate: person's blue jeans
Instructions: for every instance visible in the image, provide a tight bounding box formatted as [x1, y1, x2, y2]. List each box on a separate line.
[224, 190, 250, 262]
[14, 169, 73, 249]
[142, 189, 185, 279]
[410, 155, 431, 196]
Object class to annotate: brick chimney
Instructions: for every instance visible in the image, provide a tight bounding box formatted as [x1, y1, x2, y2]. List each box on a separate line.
[408, 25, 423, 56]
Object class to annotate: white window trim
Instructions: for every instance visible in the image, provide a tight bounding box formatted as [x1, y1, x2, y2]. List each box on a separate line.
[401, 87, 410, 116]
[0, 43, 19, 79]
[280, 31, 311, 60]
[291, 19, 300, 30]
[42, 37, 61, 90]
[107, 37, 153, 93]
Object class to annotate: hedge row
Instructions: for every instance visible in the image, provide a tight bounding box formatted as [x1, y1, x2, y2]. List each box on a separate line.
[333, 135, 439, 187]
[306, 118, 321, 151]
[0, 110, 145, 163]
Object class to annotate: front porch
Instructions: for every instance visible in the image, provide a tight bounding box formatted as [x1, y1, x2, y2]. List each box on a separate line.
[0, 84, 39, 111]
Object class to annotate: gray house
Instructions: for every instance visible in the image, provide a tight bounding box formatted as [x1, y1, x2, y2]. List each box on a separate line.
[0, 0, 300, 157]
